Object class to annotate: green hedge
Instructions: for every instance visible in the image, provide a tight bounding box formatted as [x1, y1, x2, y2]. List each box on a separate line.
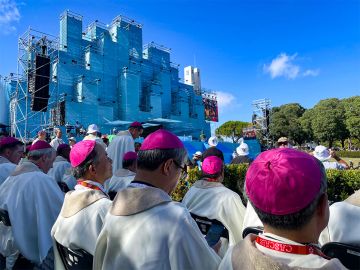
[337, 151, 360, 158]
[172, 165, 360, 204]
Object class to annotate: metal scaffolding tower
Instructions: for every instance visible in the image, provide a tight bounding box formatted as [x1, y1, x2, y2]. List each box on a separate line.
[252, 98, 271, 145]
[10, 27, 60, 141]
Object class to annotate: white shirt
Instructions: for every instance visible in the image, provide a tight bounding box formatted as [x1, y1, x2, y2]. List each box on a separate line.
[83, 134, 107, 149]
[94, 186, 220, 270]
[104, 168, 135, 192]
[242, 201, 263, 232]
[322, 161, 346, 170]
[320, 190, 360, 246]
[0, 161, 64, 264]
[50, 137, 64, 150]
[106, 130, 135, 174]
[47, 156, 71, 184]
[0, 156, 16, 186]
[182, 180, 246, 255]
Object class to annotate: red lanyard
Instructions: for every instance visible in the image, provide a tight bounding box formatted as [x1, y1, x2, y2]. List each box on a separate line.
[203, 178, 219, 182]
[256, 235, 329, 259]
[77, 180, 102, 191]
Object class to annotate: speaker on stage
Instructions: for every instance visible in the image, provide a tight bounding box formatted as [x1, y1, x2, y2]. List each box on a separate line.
[59, 101, 65, 126]
[29, 55, 50, 112]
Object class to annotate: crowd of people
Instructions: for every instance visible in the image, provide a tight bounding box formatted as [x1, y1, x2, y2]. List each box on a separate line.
[0, 123, 358, 269]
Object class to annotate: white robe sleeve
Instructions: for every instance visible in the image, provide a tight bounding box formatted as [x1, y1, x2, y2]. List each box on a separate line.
[169, 213, 221, 270]
[242, 201, 263, 232]
[221, 194, 246, 245]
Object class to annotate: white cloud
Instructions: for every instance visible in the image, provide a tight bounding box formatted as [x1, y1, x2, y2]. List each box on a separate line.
[0, 0, 20, 34]
[263, 53, 319, 80]
[263, 53, 300, 79]
[216, 91, 235, 108]
[303, 69, 320, 77]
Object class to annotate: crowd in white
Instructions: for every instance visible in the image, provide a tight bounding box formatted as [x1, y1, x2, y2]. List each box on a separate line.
[0, 123, 358, 270]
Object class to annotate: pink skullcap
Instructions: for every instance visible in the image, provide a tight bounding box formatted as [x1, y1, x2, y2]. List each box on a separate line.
[70, 140, 96, 167]
[0, 137, 21, 148]
[123, 151, 137, 161]
[129, 121, 143, 129]
[29, 140, 52, 151]
[245, 148, 323, 215]
[140, 129, 184, 150]
[202, 156, 223, 175]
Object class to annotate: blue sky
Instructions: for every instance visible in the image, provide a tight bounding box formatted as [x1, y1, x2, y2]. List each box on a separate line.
[1, 0, 359, 128]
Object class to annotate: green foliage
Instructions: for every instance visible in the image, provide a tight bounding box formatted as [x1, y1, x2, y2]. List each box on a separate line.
[215, 121, 252, 143]
[172, 165, 360, 204]
[299, 109, 315, 142]
[311, 98, 349, 148]
[269, 103, 306, 145]
[343, 96, 360, 140]
[327, 169, 360, 202]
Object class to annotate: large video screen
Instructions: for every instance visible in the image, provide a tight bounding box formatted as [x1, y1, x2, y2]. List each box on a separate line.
[203, 96, 218, 122]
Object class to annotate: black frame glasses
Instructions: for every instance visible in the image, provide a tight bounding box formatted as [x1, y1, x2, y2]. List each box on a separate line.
[173, 159, 188, 180]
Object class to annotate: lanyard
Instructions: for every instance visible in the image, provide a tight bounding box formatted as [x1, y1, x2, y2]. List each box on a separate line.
[256, 235, 329, 259]
[203, 178, 219, 182]
[77, 180, 102, 191]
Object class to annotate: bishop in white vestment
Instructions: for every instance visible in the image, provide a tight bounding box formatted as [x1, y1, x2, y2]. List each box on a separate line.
[0, 141, 63, 266]
[94, 129, 220, 270]
[52, 140, 113, 269]
[0, 137, 23, 186]
[105, 151, 137, 193]
[183, 156, 246, 256]
[220, 148, 347, 269]
[106, 121, 143, 173]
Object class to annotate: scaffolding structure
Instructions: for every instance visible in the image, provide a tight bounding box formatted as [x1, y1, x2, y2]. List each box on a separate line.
[251, 98, 271, 145]
[10, 28, 60, 141]
[6, 10, 212, 140]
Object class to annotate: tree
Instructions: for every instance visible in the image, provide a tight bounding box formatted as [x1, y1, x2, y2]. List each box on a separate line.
[268, 103, 306, 145]
[311, 98, 349, 148]
[299, 108, 315, 142]
[215, 121, 251, 143]
[343, 96, 360, 141]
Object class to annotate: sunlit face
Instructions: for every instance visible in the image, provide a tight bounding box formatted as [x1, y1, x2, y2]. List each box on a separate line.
[130, 128, 143, 139]
[93, 145, 113, 183]
[8, 145, 24, 164]
[39, 132, 46, 140]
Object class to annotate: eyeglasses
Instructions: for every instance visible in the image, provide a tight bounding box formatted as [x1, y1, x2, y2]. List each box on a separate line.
[173, 159, 188, 181]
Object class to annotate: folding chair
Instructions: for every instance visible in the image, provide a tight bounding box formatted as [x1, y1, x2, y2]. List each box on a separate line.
[55, 241, 93, 270]
[190, 213, 229, 246]
[321, 242, 360, 270]
[108, 191, 117, 200]
[242, 226, 264, 239]
[58, 182, 70, 193]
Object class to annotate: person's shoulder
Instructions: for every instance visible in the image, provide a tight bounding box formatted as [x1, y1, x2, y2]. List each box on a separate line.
[159, 201, 191, 219]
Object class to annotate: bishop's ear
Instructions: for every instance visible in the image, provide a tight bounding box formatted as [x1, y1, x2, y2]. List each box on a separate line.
[162, 159, 173, 176]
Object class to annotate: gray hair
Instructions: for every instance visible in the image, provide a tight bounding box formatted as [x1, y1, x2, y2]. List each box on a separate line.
[28, 148, 55, 161]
